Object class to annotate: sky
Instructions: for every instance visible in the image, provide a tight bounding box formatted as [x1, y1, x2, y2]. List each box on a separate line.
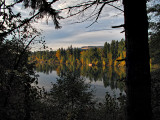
[7, 0, 125, 51]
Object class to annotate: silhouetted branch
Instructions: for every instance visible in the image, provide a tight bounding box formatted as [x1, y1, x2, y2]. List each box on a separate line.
[0, 12, 40, 38]
[87, 2, 107, 28]
[6, 0, 23, 8]
[0, 0, 61, 38]
[107, 3, 124, 12]
[65, 3, 94, 19]
[120, 30, 125, 33]
[112, 24, 125, 28]
[71, 12, 99, 24]
[59, 0, 122, 27]
[59, 0, 119, 11]
[14, 36, 37, 70]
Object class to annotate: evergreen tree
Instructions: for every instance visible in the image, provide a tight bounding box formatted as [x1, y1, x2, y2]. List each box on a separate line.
[148, 3, 160, 64]
[49, 71, 95, 120]
[103, 42, 109, 58]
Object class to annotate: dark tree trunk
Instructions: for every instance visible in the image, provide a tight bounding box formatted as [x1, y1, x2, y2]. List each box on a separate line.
[123, 0, 152, 120]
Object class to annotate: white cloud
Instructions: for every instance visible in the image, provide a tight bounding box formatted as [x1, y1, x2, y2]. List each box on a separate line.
[7, 0, 124, 51]
[47, 28, 124, 50]
[55, 0, 88, 9]
[5, 0, 14, 5]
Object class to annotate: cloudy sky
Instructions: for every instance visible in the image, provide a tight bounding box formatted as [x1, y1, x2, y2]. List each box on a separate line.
[9, 0, 125, 51]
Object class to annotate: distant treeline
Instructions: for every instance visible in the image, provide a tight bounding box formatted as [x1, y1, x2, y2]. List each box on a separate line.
[29, 39, 126, 67]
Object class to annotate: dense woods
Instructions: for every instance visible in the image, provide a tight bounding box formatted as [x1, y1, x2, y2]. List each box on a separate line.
[0, 0, 160, 120]
[29, 39, 126, 67]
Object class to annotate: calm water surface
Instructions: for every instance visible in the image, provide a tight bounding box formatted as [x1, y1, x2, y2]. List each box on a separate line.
[36, 64, 126, 101]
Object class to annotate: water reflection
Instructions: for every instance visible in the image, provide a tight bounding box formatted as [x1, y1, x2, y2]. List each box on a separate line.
[35, 64, 126, 94]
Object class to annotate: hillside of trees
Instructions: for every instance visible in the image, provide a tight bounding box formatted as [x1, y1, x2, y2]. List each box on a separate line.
[1, 0, 160, 120]
[29, 39, 126, 67]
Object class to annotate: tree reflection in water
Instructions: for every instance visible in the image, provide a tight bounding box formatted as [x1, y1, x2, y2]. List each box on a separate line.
[35, 64, 127, 119]
[35, 64, 126, 92]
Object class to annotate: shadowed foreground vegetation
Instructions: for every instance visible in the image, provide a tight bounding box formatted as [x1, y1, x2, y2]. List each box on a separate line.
[0, 0, 160, 119]
[151, 68, 160, 120]
[29, 71, 127, 120]
[0, 40, 126, 119]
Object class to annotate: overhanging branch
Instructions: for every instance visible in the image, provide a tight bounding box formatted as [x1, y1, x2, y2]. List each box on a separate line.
[0, 0, 60, 38]
[112, 24, 125, 28]
[58, 0, 122, 27]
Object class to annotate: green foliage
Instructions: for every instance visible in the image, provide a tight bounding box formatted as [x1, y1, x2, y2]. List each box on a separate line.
[29, 50, 57, 64]
[32, 70, 126, 120]
[0, 0, 62, 39]
[29, 40, 126, 67]
[0, 40, 42, 120]
[48, 71, 95, 120]
[0, 1, 127, 120]
[97, 92, 126, 120]
[36, 63, 126, 92]
[0, 2, 44, 119]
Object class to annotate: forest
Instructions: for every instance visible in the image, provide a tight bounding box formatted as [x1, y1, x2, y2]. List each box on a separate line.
[29, 39, 126, 67]
[0, 0, 160, 120]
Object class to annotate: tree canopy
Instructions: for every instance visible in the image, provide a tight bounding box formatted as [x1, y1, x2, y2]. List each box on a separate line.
[29, 39, 126, 67]
[1, 0, 159, 120]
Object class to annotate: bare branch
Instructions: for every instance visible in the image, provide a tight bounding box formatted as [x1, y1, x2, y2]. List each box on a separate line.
[0, 11, 41, 38]
[71, 12, 99, 24]
[65, 3, 94, 19]
[86, 2, 107, 28]
[0, 0, 122, 38]
[112, 24, 125, 28]
[120, 30, 125, 33]
[14, 35, 37, 70]
[0, 0, 61, 38]
[107, 3, 124, 12]
[6, 0, 23, 8]
[59, 0, 119, 11]
[58, 0, 122, 27]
